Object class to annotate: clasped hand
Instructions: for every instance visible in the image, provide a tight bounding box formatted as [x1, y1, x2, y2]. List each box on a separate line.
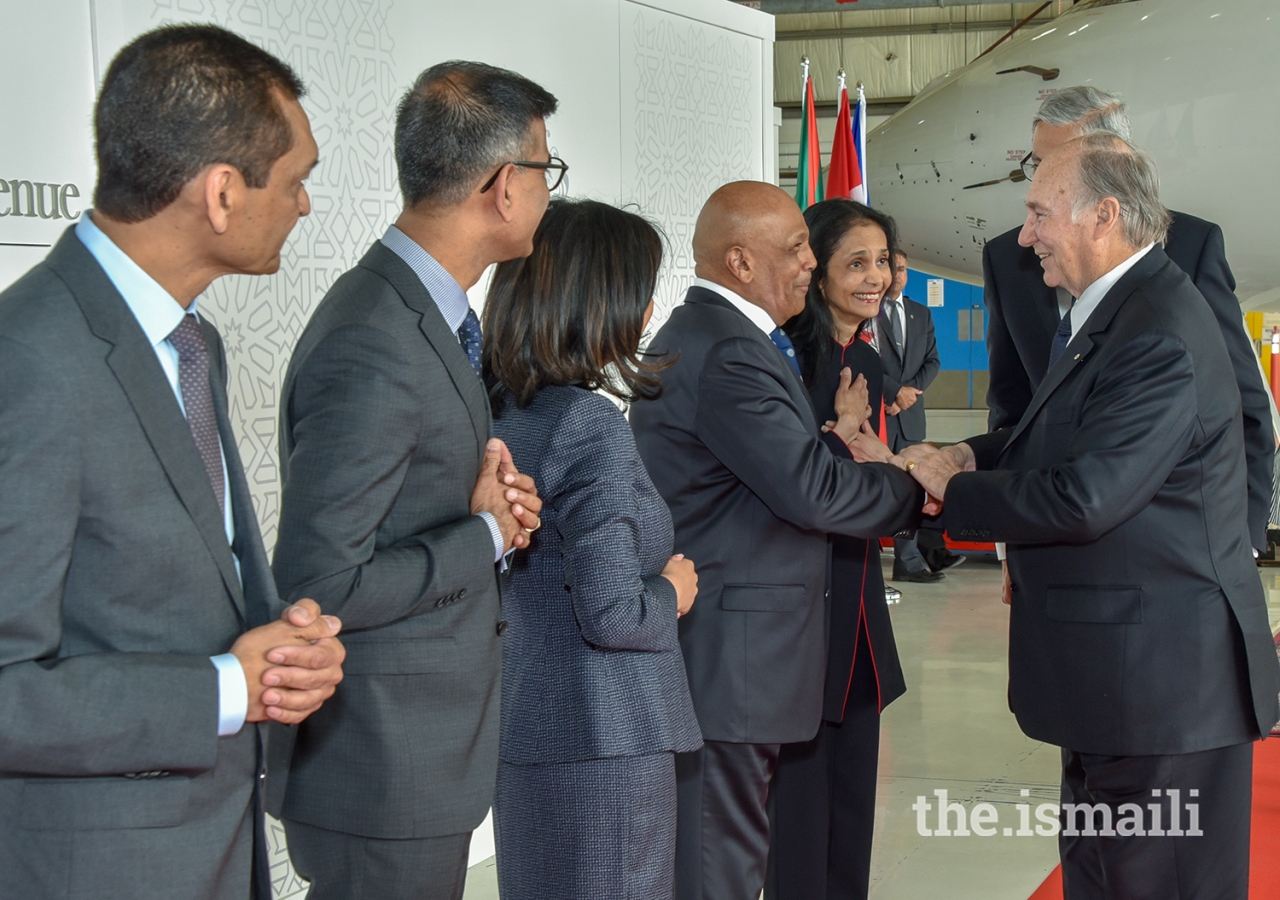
[893, 443, 975, 515]
[230, 598, 346, 725]
[470, 438, 544, 552]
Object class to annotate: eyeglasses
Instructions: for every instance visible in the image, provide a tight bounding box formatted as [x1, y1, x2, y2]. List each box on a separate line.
[479, 156, 569, 193]
[1019, 151, 1038, 182]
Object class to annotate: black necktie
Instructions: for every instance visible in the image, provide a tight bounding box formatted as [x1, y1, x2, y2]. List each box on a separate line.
[769, 327, 802, 377]
[168, 314, 226, 514]
[458, 308, 483, 377]
[1049, 307, 1073, 369]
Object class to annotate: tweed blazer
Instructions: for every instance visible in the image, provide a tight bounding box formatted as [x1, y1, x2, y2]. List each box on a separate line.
[493, 385, 701, 764]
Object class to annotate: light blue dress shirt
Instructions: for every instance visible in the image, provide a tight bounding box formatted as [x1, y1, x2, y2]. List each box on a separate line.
[76, 213, 248, 737]
[381, 225, 506, 563]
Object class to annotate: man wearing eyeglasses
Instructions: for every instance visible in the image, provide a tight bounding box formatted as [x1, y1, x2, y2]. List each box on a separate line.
[983, 86, 1272, 600]
[270, 61, 559, 900]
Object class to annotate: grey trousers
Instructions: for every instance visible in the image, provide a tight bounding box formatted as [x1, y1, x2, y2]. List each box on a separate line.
[283, 818, 471, 900]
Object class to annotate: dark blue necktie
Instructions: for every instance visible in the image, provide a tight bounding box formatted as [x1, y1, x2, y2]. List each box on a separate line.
[458, 308, 483, 377]
[1048, 307, 1072, 369]
[769, 327, 802, 377]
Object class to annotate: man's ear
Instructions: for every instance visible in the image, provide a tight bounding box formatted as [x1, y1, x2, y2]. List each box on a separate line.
[201, 164, 240, 235]
[725, 246, 753, 285]
[488, 163, 517, 224]
[1093, 196, 1122, 240]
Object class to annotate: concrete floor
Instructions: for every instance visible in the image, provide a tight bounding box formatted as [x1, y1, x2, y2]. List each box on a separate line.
[273, 554, 1280, 900]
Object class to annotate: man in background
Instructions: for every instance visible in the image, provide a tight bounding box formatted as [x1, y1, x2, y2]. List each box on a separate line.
[0, 24, 346, 900]
[984, 86, 1272, 594]
[632, 181, 923, 900]
[877, 249, 962, 582]
[271, 61, 551, 900]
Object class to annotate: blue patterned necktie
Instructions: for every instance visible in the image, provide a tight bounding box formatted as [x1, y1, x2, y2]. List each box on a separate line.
[167, 314, 226, 514]
[769, 327, 802, 377]
[458, 308, 483, 377]
[1048, 307, 1073, 369]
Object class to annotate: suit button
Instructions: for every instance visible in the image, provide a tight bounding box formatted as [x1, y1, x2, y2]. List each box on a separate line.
[435, 598, 446, 608]
[458, 588, 467, 598]
[496, 620, 508, 636]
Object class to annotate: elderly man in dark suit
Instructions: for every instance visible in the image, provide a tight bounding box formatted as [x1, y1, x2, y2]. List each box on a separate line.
[877, 249, 961, 581]
[889, 135, 1280, 900]
[271, 61, 550, 900]
[631, 181, 924, 900]
[984, 87, 1273, 594]
[0, 25, 346, 900]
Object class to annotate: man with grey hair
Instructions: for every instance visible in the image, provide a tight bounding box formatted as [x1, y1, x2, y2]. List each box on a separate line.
[984, 87, 1272, 571]
[872, 134, 1280, 899]
[270, 61, 554, 900]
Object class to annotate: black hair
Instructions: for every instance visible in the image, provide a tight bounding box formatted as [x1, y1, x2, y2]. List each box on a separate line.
[785, 199, 899, 385]
[483, 198, 668, 415]
[94, 23, 306, 223]
[395, 61, 558, 207]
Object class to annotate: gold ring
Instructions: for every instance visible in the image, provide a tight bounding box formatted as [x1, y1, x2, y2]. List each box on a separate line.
[905, 460, 917, 472]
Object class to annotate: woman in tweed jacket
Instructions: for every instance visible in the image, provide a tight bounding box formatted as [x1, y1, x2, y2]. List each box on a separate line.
[483, 198, 702, 900]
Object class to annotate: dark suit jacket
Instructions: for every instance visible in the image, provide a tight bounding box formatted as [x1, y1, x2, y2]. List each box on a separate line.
[878, 294, 939, 450]
[271, 241, 501, 839]
[492, 385, 702, 763]
[983, 213, 1274, 547]
[630, 286, 922, 745]
[948, 247, 1280, 756]
[0, 227, 278, 900]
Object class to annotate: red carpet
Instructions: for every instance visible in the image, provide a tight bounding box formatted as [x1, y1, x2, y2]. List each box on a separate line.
[1027, 738, 1280, 899]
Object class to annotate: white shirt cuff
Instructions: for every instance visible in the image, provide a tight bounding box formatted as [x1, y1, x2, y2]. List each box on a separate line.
[210, 653, 248, 737]
[477, 512, 504, 563]
[996, 542, 1007, 561]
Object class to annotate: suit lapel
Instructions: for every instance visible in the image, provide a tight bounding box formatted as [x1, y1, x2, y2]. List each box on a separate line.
[46, 230, 247, 622]
[360, 242, 491, 454]
[1001, 248, 1169, 453]
[684, 287, 819, 426]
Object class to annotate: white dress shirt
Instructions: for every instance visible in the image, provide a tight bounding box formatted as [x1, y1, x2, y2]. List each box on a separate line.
[75, 212, 247, 737]
[693, 277, 776, 335]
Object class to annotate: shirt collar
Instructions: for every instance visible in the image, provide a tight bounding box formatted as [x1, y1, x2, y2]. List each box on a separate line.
[381, 225, 471, 333]
[76, 212, 196, 348]
[693, 277, 777, 336]
[1069, 243, 1155, 340]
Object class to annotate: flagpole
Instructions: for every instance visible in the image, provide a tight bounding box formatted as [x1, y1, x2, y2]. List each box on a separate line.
[855, 81, 868, 206]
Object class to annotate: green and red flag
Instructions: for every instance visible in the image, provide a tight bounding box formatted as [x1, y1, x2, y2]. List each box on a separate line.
[795, 57, 824, 210]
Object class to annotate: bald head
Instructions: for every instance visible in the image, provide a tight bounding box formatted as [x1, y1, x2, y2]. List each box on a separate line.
[692, 181, 816, 324]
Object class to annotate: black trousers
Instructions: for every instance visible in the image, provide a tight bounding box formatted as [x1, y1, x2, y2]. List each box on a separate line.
[1059, 741, 1254, 900]
[766, 625, 882, 900]
[675, 740, 782, 900]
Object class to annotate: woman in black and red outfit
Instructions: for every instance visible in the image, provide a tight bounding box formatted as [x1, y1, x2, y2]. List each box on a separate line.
[766, 200, 905, 900]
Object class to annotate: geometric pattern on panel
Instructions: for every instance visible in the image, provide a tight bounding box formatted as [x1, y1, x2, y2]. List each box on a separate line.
[148, 0, 400, 556]
[622, 4, 762, 328]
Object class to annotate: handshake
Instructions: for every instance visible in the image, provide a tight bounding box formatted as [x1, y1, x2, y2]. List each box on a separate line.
[846, 423, 975, 517]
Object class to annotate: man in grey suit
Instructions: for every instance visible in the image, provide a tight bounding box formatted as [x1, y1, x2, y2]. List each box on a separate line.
[272, 61, 552, 900]
[0, 25, 346, 900]
[631, 181, 924, 900]
[876, 250, 961, 581]
[896, 136, 1280, 899]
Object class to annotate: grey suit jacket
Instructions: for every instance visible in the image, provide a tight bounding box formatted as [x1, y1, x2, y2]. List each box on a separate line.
[271, 240, 501, 839]
[631, 287, 923, 744]
[947, 247, 1280, 755]
[878, 294, 939, 450]
[0, 227, 279, 900]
